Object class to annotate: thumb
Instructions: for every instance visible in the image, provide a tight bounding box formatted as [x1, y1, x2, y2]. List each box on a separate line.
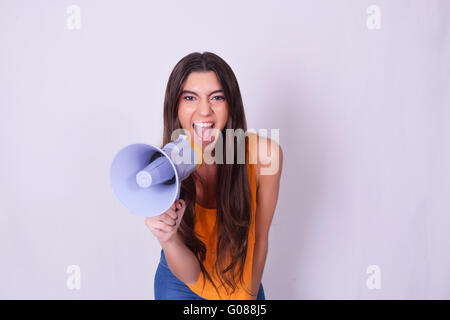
[175, 199, 186, 220]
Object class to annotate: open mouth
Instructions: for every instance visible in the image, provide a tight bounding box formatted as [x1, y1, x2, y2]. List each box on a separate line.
[192, 121, 215, 141]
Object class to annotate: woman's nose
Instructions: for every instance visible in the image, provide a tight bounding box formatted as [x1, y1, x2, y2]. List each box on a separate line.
[197, 100, 213, 116]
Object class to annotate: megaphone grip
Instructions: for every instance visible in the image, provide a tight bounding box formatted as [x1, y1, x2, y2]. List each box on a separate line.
[136, 156, 174, 188]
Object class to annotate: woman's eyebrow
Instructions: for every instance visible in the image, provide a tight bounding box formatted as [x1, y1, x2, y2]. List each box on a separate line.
[181, 89, 224, 97]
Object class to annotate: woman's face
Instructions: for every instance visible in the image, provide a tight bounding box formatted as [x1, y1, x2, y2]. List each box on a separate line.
[177, 71, 229, 149]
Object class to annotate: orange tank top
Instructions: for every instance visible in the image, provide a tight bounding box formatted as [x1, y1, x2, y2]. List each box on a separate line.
[185, 142, 258, 300]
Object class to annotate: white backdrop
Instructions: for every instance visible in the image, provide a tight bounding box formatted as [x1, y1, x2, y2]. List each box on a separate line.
[1, 0, 449, 299]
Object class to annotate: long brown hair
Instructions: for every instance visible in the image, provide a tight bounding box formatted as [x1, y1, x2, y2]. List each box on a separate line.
[160, 52, 253, 296]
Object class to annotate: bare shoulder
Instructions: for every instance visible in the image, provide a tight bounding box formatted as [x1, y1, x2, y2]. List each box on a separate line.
[247, 132, 283, 190]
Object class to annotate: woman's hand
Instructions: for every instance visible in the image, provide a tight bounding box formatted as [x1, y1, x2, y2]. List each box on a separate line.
[145, 199, 186, 245]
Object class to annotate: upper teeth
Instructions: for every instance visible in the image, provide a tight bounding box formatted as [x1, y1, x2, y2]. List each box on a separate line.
[194, 122, 213, 128]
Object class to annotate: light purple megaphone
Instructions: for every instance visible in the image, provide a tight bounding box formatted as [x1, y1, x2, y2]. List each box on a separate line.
[109, 134, 200, 217]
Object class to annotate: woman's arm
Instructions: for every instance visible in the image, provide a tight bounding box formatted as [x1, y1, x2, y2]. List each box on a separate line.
[146, 200, 201, 284]
[161, 232, 201, 284]
[250, 136, 283, 299]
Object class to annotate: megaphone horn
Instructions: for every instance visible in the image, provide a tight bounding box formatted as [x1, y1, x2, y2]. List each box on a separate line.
[110, 134, 200, 217]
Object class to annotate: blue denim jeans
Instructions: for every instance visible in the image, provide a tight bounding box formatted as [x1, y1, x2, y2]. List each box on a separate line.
[154, 249, 265, 300]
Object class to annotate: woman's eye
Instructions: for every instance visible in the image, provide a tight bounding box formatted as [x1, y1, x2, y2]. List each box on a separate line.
[183, 96, 225, 101]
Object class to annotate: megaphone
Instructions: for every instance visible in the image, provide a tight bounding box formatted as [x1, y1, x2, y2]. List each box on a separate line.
[110, 134, 200, 217]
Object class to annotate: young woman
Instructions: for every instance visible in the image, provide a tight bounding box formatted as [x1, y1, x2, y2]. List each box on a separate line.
[145, 52, 283, 300]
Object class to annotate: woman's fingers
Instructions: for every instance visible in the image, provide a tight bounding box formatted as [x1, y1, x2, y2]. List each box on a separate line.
[157, 213, 177, 226]
[164, 200, 185, 219]
[177, 199, 185, 209]
[144, 199, 187, 244]
[164, 208, 177, 220]
[145, 199, 186, 237]
[151, 220, 175, 233]
[175, 200, 186, 220]
[145, 217, 156, 229]
[147, 223, 166, 237]
[146, 216, 174, 231]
